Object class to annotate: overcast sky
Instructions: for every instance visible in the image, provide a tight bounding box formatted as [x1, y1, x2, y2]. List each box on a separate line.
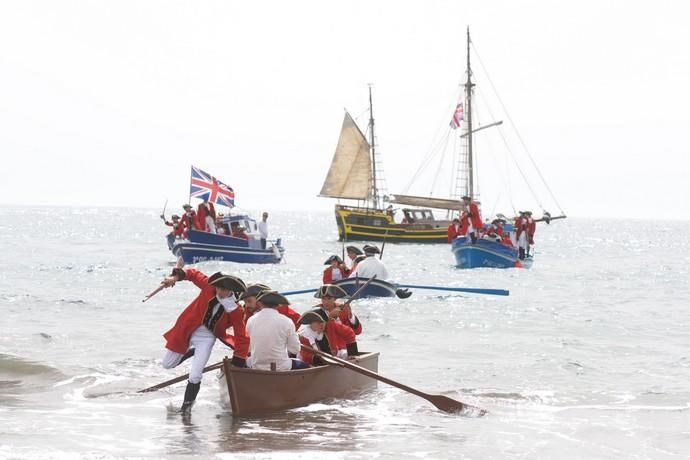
[1, 1, 688, 219]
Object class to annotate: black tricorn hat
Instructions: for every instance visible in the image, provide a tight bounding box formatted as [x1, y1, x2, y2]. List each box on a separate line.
[354, 255, 366, 263]
[183, 204, 192, 209]
[362, 244, 380, 255]
[171, 214, 180, 219]
[314, 284, 348, 299]
[345, 245, 363, 255]
[461, 195, 471, 200]
[256, 290, 289, 307]
[238, 283, 271, 300]
[492, 218, 505, 225]
[524, 210, 533, 216]
[208, 272, 246, 294]
[299, 311, 326, 325]
[324, 255, 344, 265]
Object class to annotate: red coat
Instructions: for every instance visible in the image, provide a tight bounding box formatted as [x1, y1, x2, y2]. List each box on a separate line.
[483, 224, 504, 237]
[447, 223, 461, 242]
[163, 268, 250, 359]
[181, 211, 196, 236]
[528, 219, 536, 244]
[460, 202, 482, 234]
[165, 220, 185, 237]
[298, 320, 356, 365]
[195, 203, 216, 230]
[244, 304, 301, 329]
[322, 266, 350, 284]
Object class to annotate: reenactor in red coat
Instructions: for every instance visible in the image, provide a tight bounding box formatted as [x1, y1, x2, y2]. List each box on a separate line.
[514, 211, 537, 259]
[322, 255, 350, 283]
[181, 204, 196, 237]
[309, 284, 361, 357]
[161, 214, 184, 249]
[297, 311, 358, 366]
[460, 196, 482, 244]
[240, 283, 301, 329]
[160, 269, 249, 413]
[447, 218, 462, 242]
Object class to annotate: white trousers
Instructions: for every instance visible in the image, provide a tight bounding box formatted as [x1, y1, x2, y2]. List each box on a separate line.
[517, 232, 528, 250]
[162, 326, 216, 384]
[205, 216, 217, 234]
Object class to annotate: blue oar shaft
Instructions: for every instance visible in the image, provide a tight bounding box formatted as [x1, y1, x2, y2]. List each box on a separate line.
[396, 284, 509, 296]
[281, 288, 318, 296]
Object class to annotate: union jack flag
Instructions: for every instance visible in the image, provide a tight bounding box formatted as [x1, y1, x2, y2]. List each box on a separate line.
[449, 101, 464, 129]
[189, 166, 235, 208]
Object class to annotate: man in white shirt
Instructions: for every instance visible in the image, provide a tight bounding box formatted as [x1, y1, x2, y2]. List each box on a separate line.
[258, 212, 269, 249]
[349, 244, 389, 281]
[246, 290, 308, 371]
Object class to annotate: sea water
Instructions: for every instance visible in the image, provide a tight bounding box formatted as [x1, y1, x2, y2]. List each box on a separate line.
[1, 206, 688, 458]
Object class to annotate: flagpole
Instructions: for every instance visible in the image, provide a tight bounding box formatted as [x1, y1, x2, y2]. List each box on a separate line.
[188, 164, 193, 205]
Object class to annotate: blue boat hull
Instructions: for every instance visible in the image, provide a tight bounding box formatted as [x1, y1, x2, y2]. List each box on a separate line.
[451, 237, 532, 269]
[171, 230, 284, 264]
[331, 278, 398, 298]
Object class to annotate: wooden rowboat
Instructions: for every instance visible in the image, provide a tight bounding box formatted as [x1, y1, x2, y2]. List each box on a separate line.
[218, 352, 379, 417]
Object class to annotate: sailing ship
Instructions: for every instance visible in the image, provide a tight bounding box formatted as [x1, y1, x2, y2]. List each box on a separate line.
[320, 28, 565, 261]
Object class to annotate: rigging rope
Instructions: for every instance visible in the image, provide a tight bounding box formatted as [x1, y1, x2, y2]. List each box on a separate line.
[471, 42, 566, 215]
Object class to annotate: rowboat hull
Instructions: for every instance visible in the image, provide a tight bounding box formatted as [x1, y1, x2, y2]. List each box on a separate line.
[336, 205, 449, 244]
[332, 277, 397, 298]
[218, 352, 379, 417]
[171, 230, 284, 264]
[451, 236, 533, 269]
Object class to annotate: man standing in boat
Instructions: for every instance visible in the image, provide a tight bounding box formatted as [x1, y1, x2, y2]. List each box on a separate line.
[345, 246, 363, 269]
[349, 244, 389, 280]
[514, 211, 533, 260]
[159, 269, 249, 414]
[240, 283, 301, 328]
[460, 196, 482, 244]
[246, 290, 308, 370]
[447, 218, 462, 242]
[258, 212, 269, 249]
[322, 255, 350, 283]
[161, 214, 184, 249]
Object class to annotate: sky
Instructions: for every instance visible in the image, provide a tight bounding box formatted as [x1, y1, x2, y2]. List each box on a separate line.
[1, 1, 689, 219]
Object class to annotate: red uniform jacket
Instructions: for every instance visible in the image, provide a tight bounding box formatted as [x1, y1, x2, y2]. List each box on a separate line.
[322, 266, 350, 284]
[244, 304, 301, 329]
[298, 320, 356, 365]
[515, 216, 529, 240]
[165, 220, 185, 237]
[528, 219, 536, 244]
[312, 305, 362, 350]
[163, 268, 249, 359]
[181, 211, 196, 237]
[460, 202, 482, 235]
[483, 224, 504, 237]
[447, 223, 461, 242]
[195, 203, 216, 231]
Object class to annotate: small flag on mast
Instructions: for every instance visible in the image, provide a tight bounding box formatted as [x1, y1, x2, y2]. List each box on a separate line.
[449, 101, 464, 129]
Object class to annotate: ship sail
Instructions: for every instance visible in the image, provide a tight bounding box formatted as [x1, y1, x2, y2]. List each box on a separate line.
[319, 112, 372, 200]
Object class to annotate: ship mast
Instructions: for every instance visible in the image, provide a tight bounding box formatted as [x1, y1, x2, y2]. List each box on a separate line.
[368, 85, 380, 209]
[464, 27, 475, 198]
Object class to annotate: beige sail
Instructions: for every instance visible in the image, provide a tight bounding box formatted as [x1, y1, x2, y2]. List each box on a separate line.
[319, 112, 372, 200]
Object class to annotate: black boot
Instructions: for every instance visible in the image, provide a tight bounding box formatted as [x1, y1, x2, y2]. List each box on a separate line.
[177, 348, 195, 366]
[180, 381, 201, 414]
[470, 232, 477, 244]
[346, 342, 359, 356]
[518, 247, 525, 260]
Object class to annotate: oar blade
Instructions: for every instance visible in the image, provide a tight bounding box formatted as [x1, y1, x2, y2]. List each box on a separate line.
[427, 394, 487, 416]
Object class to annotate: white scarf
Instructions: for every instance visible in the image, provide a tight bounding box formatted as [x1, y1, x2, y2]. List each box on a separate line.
[298, 325, 324, 345]
[217, 296, 238, 313]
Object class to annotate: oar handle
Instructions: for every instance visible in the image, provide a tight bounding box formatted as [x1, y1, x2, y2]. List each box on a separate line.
[142, 284, 167, 302]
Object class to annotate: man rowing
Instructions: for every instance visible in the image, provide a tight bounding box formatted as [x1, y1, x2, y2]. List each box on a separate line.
[160, 268, 249, 414]
[349, 244, 389, 280]
[246, 290, 308, 370]
[298, 311, 360, 366]
[310, 284, 361, 358]
[322, 255, 350, 283]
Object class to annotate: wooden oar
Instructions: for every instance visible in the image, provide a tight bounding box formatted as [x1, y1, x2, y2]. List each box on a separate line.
[302, 345, 485, 415]
[396, 284, 509, 296]
[142, 257, 185, 302]
[137, 361, 223, 393]
[281, 275, 378, 298]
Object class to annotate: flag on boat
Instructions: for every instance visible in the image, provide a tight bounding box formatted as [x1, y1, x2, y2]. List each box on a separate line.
[189, 166, 235, 208]
[449, 101, 464, 129]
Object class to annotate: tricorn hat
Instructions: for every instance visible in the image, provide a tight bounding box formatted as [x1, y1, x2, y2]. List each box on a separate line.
[171, 214, 180, 219]
[354, 255, 366, 263]
[324, 255, 344, 265]
[524, 210, 533, 216]
[345, 245, 363, 255]
[238, 283, 271, 300]
[362, 244, 380, 255]
[314, 284, 348, 299]
[298, 311, 326, 325]
[208, 272, 247, 294]
[183, 204, 192, 209]
[256, 290, 289, 307]
[461, 195, 471, 200]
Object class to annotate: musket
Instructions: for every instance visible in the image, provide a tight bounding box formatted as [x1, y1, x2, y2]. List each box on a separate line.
[142, 283, 166, 302]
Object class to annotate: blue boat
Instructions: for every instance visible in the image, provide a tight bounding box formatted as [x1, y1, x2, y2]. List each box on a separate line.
[331, 277, 399, 298]
[170, 215, 285, 265]
[451, 236, 532, 269]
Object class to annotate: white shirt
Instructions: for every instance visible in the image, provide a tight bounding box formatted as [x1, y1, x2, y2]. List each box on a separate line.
[350, 255, 389, 281]
[246, 308, 300, 371]
[330, 267, 344, 282]
[258, 220, 268, 239]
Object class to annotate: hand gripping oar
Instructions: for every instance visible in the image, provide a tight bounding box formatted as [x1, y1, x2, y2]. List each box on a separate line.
[301, 345, 485, 415]
[137, 361, 223, 393]
[396, 284, 509, 296]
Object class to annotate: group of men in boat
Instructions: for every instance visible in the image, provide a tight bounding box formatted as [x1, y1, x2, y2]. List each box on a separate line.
[159, 267, 363, 413]
[447, 195, 537, 260]
[162, 203, 270, 248]
[322, 244, 389, 283]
